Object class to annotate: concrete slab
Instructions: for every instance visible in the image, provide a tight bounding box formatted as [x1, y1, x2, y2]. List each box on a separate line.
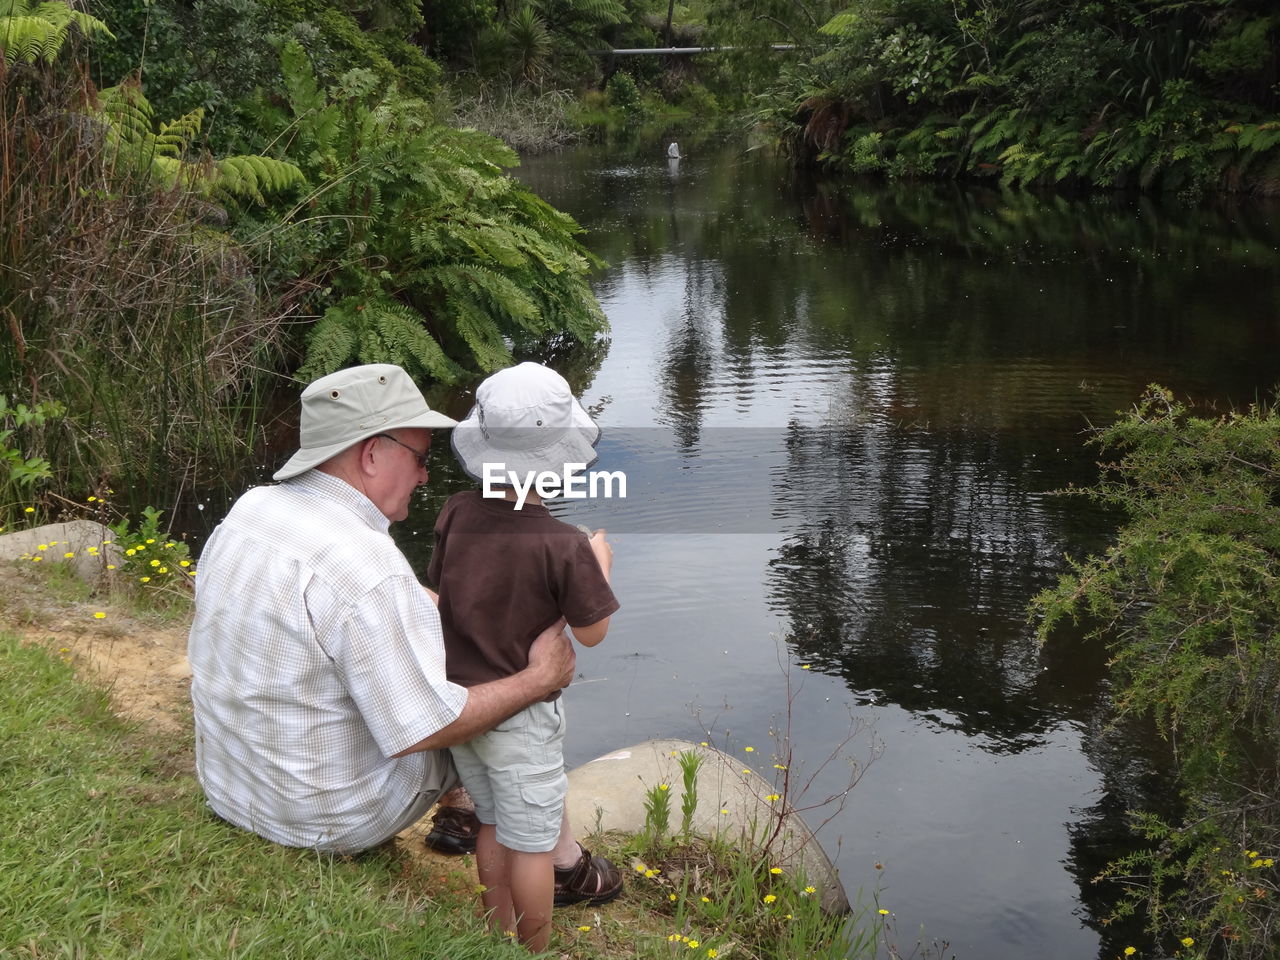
[0, 520, 120, 584]
[567, 738, 850, 915]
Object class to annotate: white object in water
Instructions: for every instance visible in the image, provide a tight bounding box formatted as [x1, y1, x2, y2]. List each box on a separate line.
[667, 142, 681, 159]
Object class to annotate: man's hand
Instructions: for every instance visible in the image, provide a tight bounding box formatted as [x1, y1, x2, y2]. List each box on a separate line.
[393, 619, 576, 756]
[528, 618, 575, 693]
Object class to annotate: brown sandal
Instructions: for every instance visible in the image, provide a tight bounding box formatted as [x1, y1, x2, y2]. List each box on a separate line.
[554, 845, 624, 906]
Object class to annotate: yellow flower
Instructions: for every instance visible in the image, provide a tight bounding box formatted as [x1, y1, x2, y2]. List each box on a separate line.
[37, 544, 47, 551]
[877, 909, 889, 916]
[659, 783, 669, 791]
[770, 867, 782, 875]
[140, 576, 151, 583]
[93, 612, 105, 620]
[645, 870, 657, 878]
[765, 793, 781, 802]
[1124, 948, 1136, 957]
[784, 914, 792, 920]
[179, 560, 191, 567]
[1266, 859, 1276, 867]
[87, 547, 98, 555]
[24, 506, 34, 513]
[150, 559, 161, 567]
[700, 896, 710, 903]
[145, 538, 155, 544]
[669, 894, 677, 902]
[804, 885, 816, 894]
[1180, 937, 1194, 947]
[708, 951, 717, 958]
[741, 769, 750, 775]
[578, 925, 592, 932]
[700, 741, 709, 747]
[59, 648, 69, 654]
[106, 564, 116, 570]
[773, 764, 787, 770]
[158, 567, 168, 574]
[720, 809, 729, 815]
[744, 746, 754, 752]
[687, 940, 699, 949]
[63, 552, 74, 558]
[30, 556, 41, 563]
[763, 894, 777, 904]
[801, 664, 811, 670]
[87, 496, 96, 502]
[634, 863, 648, 873]
[1247, 850, 1259, 858]
[126, 548, 136, 556]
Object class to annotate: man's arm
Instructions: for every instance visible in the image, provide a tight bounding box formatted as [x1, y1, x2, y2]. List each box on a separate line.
[392, 619, 575, 756]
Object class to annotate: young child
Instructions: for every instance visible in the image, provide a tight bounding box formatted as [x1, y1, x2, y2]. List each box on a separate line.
[428, 361, 621, 950]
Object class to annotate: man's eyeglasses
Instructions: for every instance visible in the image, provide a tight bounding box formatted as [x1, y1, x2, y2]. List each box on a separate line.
[373, 434, 430, 470]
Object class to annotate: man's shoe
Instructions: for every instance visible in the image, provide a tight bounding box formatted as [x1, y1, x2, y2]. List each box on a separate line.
[423, 805, 480, 855]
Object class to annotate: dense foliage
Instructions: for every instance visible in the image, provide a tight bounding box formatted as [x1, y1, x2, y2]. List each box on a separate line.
[0, 0, 609, 508]
[1034, 386, 1280, 957]
[752, 0, 1280, 194]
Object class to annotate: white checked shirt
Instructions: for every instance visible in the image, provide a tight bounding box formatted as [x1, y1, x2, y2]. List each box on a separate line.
[188, 470, 468, 852]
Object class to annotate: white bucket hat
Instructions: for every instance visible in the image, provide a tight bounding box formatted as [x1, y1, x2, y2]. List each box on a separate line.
[451, 362, 600, 484]
[273, 364, 457, 481]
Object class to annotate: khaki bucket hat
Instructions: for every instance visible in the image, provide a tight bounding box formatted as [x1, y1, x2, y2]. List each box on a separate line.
[273, 364, 457, 481]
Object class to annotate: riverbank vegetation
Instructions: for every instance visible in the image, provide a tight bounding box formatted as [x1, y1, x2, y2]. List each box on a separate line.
[749, 0, 1280, 195]
[1034, 386, 1280, 958]
[0, 0, 609, 509]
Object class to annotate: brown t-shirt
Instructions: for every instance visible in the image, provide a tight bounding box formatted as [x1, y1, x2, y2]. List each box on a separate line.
[427, 491, 619, 698]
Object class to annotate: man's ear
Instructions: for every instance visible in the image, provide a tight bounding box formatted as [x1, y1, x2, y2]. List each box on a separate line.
[353, 435, 382, 477]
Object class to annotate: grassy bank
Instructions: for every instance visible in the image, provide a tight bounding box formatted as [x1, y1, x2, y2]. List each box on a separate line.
[0, 630, 515, 958]
[0, 560, 870, 959]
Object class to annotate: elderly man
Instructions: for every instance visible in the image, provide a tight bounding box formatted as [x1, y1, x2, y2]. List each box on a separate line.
[188, 363, 576, 853]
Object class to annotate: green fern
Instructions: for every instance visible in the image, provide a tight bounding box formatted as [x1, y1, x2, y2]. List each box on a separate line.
[0, 0, 113, 64]
[96, 81, 304, 203]
[274, 39, 607, 383]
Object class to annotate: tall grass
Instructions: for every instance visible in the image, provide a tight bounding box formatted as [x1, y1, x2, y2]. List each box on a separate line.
[441, 84, 583, 153]
[0, 55, 296, 514]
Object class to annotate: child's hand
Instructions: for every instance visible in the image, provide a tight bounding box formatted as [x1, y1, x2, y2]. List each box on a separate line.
[588, 528, 612, 579]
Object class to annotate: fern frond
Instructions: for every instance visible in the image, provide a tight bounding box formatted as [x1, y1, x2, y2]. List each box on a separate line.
[0, 1, 112, 63]
[156, 109, 205, 158]
[362, 300, 461, 382]
[298, 303, 361, 381]
[214, 155, 306, 203]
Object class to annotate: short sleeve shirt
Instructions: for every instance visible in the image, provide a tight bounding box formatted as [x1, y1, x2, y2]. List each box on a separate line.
[427, 491, 619, 697]
[187, 471, 469, 852]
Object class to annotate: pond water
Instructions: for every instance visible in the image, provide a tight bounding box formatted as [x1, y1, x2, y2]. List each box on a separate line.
[182, 141, 1279, 958]
[406, 143, 1275, 960]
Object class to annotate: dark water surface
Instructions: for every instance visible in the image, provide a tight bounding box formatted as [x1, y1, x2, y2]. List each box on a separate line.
[182, 143, 1279, 958]
[419, 144, 1276, 960]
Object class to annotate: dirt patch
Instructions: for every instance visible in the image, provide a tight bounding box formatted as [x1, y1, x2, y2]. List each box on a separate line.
[1, 563, 195, 738]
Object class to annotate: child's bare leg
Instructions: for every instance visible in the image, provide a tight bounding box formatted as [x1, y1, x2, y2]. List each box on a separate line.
[509, 849, 554, 951]
[475, 824, 516, 936]
[551, 807, 581, 869]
